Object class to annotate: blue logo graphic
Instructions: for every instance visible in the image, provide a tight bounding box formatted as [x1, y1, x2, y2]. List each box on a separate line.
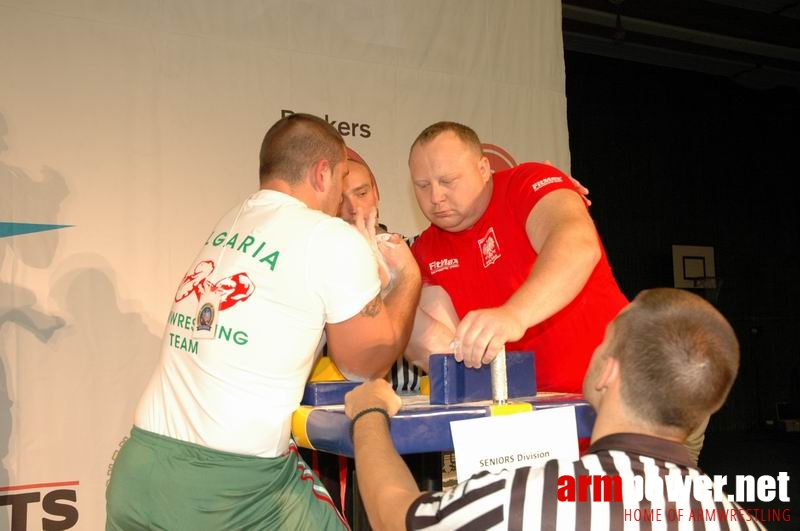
[0, 222, 72, 239]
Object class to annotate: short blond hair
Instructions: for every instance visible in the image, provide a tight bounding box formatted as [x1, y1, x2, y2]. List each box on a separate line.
[409, 121, 483, 162]
[610, 288, 740, 432]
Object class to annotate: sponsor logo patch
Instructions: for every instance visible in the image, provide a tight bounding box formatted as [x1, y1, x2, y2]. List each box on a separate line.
[532, 176, 564, 192]
[429, 258, 460, 275]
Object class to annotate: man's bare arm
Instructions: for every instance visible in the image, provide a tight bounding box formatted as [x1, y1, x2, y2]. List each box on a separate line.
[505, 189, 601, 330]
[405, 285, 459, 371]
[345, 380, 419, 531]
[327, 237, 421, 379]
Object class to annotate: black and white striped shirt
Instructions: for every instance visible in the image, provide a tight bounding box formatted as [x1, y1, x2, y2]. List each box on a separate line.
[390, 355, 424, 393]
[407, 433, 768, 530]
[390, 231, 423, 392]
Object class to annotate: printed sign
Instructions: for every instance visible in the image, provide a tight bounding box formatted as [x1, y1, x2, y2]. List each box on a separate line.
[450, 406, 579, 483]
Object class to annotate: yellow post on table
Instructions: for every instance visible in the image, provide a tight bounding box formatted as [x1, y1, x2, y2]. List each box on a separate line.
[489, 346, 534, 416]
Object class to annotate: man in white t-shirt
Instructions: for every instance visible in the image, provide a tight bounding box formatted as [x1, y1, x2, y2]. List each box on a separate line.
[106, 113, 421, 531]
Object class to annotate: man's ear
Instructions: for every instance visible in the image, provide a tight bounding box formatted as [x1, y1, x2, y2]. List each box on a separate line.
[310, 159, 331, 192]
[478, 155, 492, 182]
[596, 355, 620, 392]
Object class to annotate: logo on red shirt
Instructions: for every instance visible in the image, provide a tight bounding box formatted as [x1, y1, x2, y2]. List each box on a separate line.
[478, 227, 501, 268]
[429, 258, 460, 275]
[532, 176, 564, 192]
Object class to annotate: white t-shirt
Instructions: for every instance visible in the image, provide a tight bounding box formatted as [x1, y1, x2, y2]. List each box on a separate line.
[135, 190, 380, 457]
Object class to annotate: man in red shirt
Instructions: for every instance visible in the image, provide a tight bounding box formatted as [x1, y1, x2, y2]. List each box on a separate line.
[407, 121, 627, 393]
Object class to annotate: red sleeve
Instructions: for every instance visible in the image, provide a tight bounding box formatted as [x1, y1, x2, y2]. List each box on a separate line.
[411, 231, 434, 285]
[502, 162, 582, 227]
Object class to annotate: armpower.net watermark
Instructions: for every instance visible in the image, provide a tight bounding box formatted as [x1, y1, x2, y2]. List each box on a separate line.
[557, 472, 792, 524]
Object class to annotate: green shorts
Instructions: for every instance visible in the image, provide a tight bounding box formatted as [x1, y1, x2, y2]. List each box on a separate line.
[106, 426, 348, 530]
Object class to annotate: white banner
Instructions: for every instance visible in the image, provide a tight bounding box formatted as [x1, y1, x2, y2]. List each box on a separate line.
[0, 1, 570, 528]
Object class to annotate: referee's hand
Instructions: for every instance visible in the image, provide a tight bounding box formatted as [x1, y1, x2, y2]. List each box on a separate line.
[344, 379, 402, 420]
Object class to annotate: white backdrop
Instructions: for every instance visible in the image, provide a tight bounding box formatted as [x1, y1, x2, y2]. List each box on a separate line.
[0, 1, 570, 528]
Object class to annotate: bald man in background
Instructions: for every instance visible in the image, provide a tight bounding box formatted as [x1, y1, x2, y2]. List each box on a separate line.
[337, 155, 425, 391]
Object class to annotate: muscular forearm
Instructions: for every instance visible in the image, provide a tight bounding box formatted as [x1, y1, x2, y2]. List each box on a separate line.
[353, 413, 420, 531]
[382, 268, 422, 360]
[405, 284, 460, 370]
[328, 270, 421, 381]
[405, 306, 455, 371]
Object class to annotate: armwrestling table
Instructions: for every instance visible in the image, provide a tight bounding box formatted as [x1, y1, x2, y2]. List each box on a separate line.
[292, 392, 596, 530]
[293, 392, 595, 457]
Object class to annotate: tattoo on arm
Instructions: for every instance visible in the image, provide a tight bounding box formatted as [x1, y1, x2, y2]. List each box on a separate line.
[360, 295, 383, 318]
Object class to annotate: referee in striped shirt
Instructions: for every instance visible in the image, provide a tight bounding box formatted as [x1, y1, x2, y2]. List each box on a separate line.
[345, 288, 767, 530]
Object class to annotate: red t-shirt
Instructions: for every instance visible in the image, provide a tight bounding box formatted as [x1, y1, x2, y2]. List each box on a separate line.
[411, 162, 628, 392]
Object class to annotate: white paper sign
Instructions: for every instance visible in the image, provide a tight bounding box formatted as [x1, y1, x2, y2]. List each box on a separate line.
[450, 406, 579, 483]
